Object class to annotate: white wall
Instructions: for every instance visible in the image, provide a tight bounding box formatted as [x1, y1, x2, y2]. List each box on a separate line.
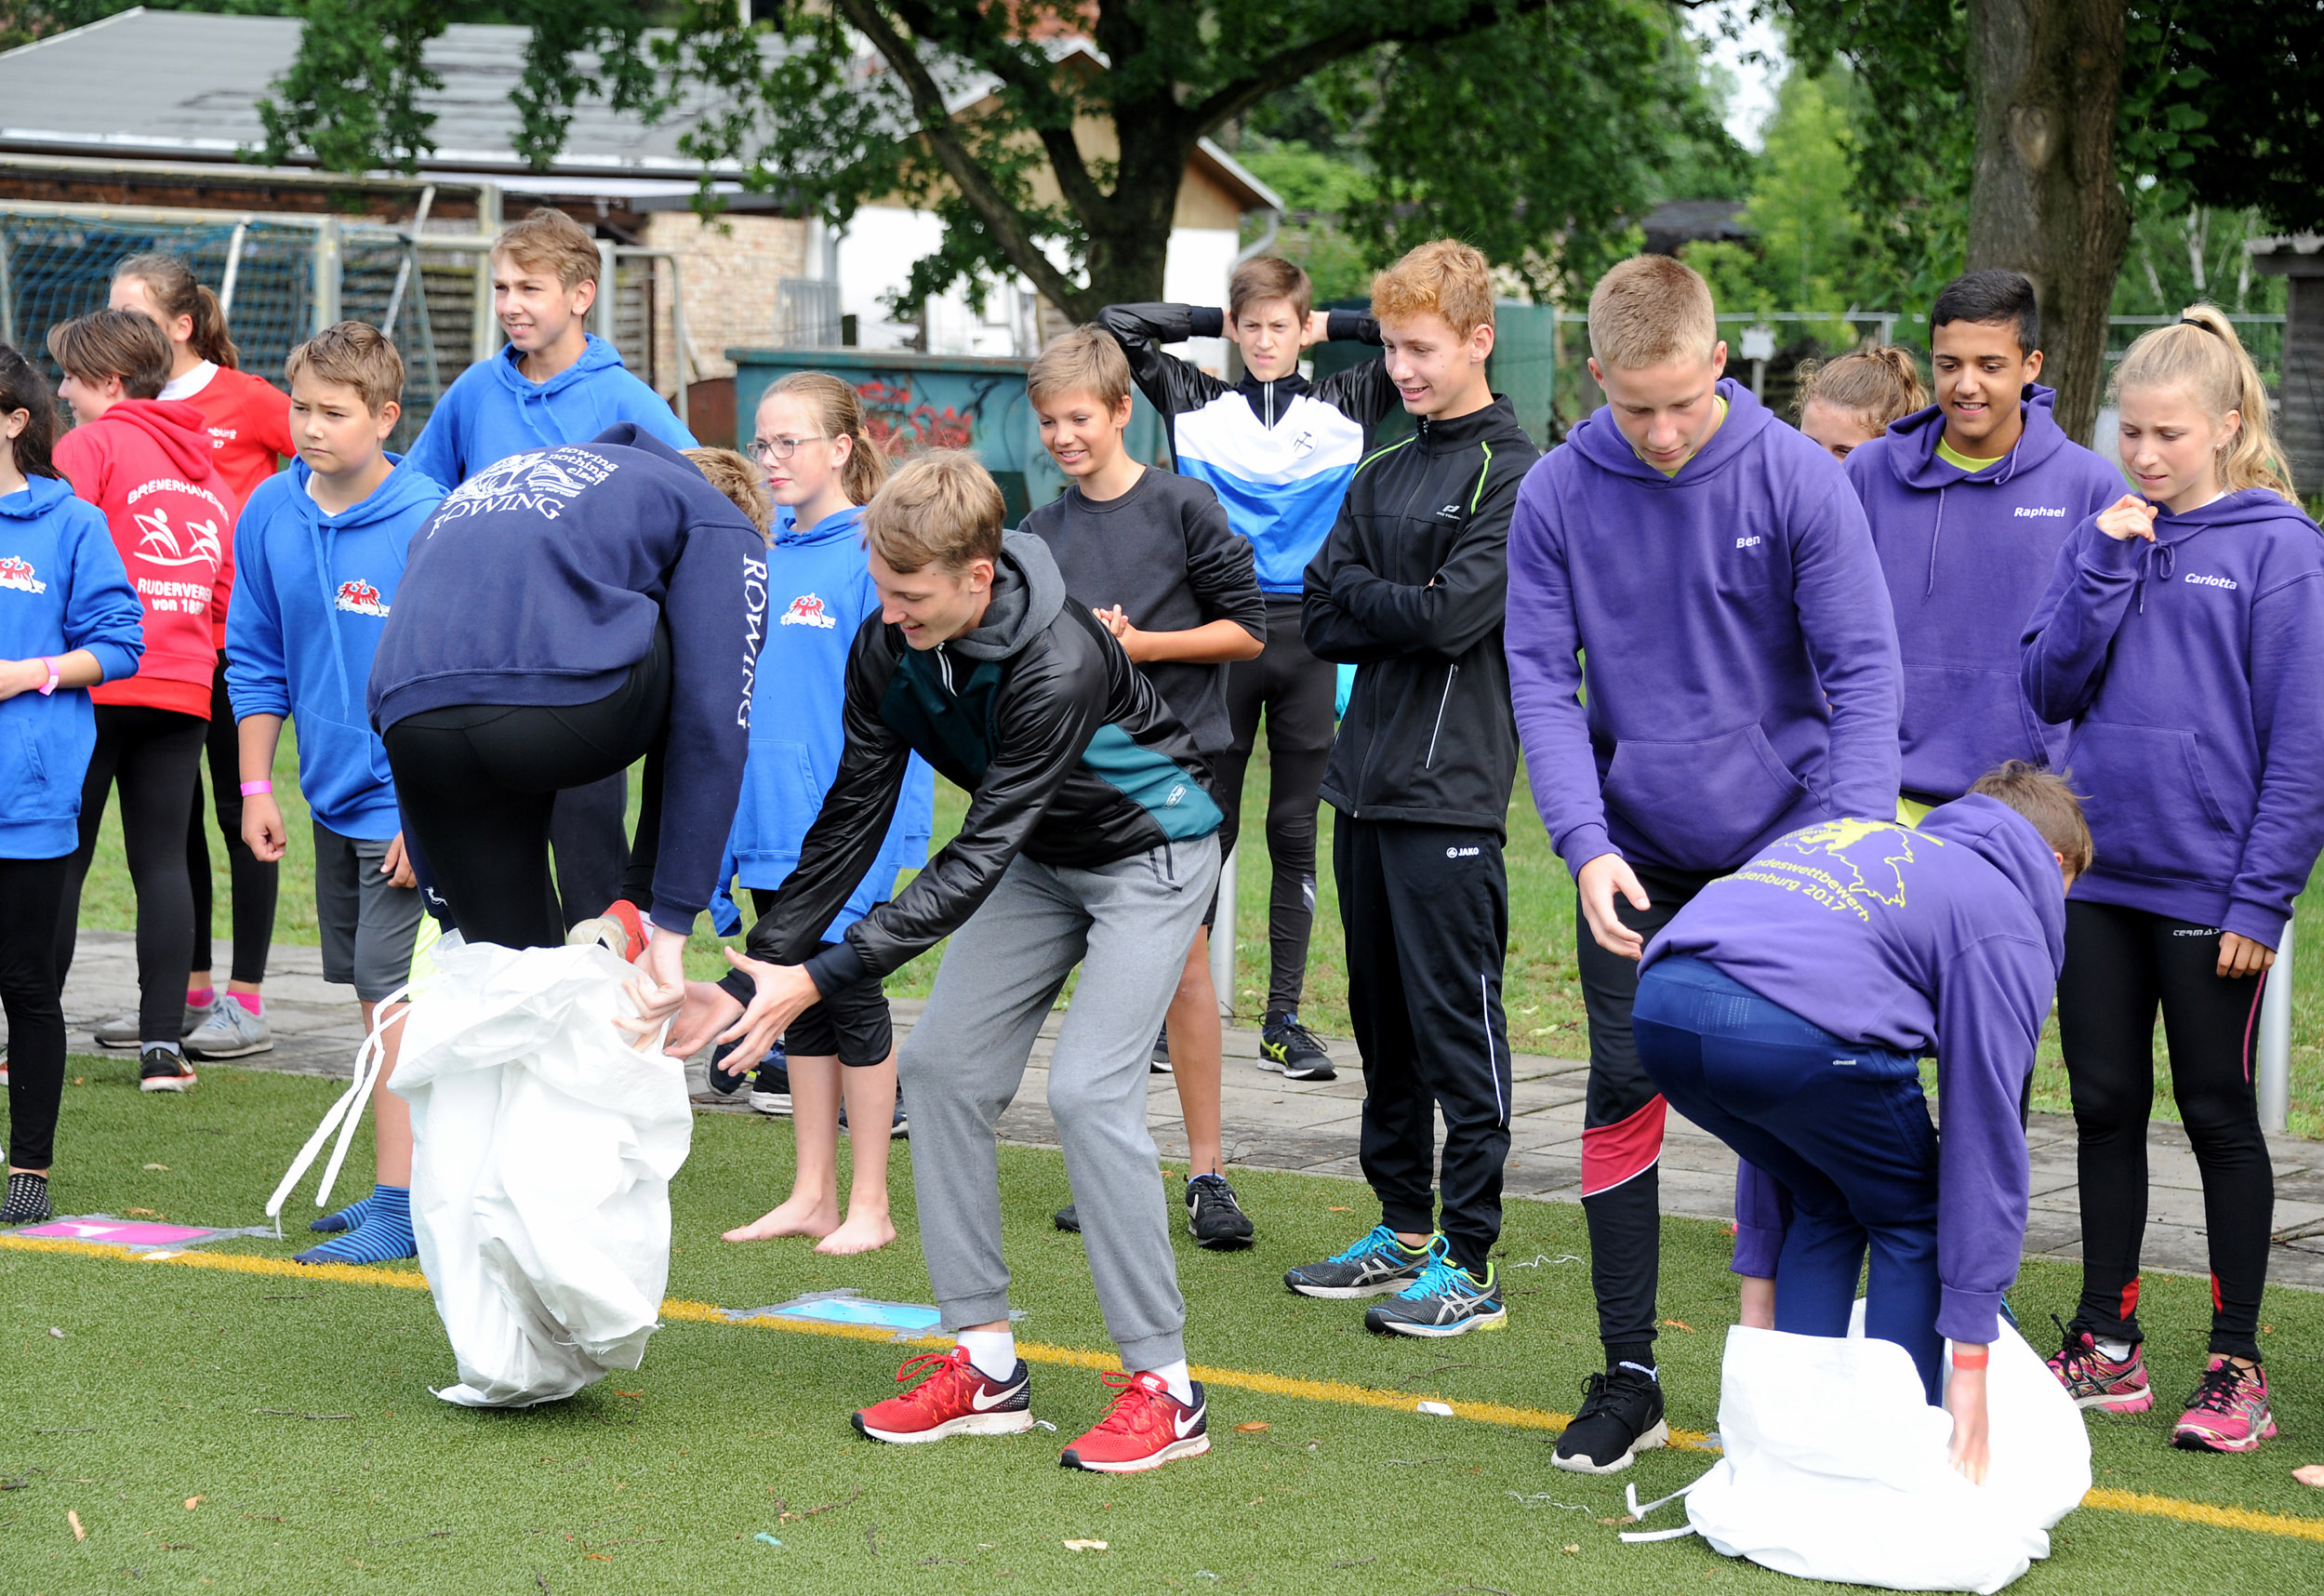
[1161, 225, 1239, 378]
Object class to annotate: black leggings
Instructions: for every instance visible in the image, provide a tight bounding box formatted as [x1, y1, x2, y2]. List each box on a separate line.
[188, 658, 277, 985]
[1208, 599, 1336, 1014]
[4, 854, 71, 1169]
[55, 705, 207, 1045]
[2059, 899, 2274, 1361]
[384, 632, 669, 951]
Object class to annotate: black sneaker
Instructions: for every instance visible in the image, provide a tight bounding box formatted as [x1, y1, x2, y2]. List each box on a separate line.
[1552, 1364, 1669, 1473]
[1055, 1204, 1081, 1233]
[1259, 1012, 1335, 1081]
[693, 1035, 757, 1102]
[1185, 1173, 1255, 1248]
[1150, 1024, 1172, 1075]
[1283, 1225, 1435, 1298]
[749, 1057, 793, 1116]
[1363, 1245, 1506, 1337]
[139, 1045, 197, 1094]
[2, 1170, 51, 1225]
[838, 1097, 910, 1139]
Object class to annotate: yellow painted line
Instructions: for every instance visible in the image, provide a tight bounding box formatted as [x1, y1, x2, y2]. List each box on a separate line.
[12, 1235, 2324, 1546]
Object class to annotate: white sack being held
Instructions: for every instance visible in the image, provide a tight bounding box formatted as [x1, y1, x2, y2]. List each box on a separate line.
[391, 939, 694, 1408]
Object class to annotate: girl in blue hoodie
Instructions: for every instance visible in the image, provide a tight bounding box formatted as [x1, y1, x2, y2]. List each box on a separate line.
[713, 373, 934, 1256]
[2022, 306, 2324, 1456]
[0, 345, 147, 1224]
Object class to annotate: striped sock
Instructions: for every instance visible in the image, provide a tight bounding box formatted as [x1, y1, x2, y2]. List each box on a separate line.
[294, 1185, 415, 1266]
[308, 1187, 378, 1234]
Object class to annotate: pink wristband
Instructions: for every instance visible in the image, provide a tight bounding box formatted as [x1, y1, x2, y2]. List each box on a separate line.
[240, 779, 273, 797]
[36, 657, 60, 696]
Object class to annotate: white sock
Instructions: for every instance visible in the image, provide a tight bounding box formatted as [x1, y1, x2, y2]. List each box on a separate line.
[957, 1329, 1016, 1381]
[1146, 1358, 1195, 1406]
[2095, 1337, 2134, 1363]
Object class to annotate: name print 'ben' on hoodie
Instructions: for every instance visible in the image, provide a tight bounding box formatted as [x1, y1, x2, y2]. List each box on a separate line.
[401, 333, 696, 488]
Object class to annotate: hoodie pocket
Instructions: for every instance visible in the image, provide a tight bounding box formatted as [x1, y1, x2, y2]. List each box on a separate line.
[1604, 725, 1807, 871]
[730, 740, 824, 871]
[2065, 722, 2241, 884]
[10, 718, 73, 820]
[296, 718, 396, 808]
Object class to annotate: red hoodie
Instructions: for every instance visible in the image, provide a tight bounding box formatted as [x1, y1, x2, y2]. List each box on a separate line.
[54, 398, 236, 718]
[167, 362, 294, 645]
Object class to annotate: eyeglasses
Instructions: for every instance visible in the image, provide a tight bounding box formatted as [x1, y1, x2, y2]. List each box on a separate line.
[749, 433, 825, 462]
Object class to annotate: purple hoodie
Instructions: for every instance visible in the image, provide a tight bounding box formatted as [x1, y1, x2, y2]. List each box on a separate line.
[1507, 379, 1902, 875]
[2021, 488, 2324, 947]
[1847, 386, 2124, 801]
[1643, 795, 2066, 1345]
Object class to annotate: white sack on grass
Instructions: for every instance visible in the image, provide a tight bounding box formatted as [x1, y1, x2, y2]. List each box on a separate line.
[1681, 1301, 2090, 1593]
[390, 938, 693, 1409]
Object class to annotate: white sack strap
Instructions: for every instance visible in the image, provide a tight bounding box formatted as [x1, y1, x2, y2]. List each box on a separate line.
[264, 984, 415, 1226]
[1619, 1475, 1708, 1543]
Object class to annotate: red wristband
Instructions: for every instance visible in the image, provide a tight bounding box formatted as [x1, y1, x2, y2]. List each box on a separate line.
[240, 779, 273, 797]
[1951, 1345, 1989, 1371]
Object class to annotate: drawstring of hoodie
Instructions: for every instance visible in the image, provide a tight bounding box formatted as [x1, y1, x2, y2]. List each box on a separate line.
[2134, 540, 2176, 614]
[306, 511, 356, 714]
[1925, 486, 1946, 596]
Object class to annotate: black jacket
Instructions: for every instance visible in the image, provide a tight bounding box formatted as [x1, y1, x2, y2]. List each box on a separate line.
[1096, 302, 1400, 448]
[1302, 397, 1541, 837]
[739, 533, 1222, 994]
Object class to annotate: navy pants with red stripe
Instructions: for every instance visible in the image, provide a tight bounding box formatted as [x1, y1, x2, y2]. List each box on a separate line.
[1574, 860, 1720, 1361]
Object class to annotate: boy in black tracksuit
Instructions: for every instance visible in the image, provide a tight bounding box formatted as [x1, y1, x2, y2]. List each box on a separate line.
[1290, 242, 1540, 1337]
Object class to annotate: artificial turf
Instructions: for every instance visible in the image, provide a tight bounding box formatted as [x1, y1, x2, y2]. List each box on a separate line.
[3, 1055, 2321, 1593]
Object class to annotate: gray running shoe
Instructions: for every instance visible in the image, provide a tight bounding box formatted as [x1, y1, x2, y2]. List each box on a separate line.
[184, 999, 272, 1059]
[1283, 1225, 1437, 1298]
[97, 1001, 207, 1048]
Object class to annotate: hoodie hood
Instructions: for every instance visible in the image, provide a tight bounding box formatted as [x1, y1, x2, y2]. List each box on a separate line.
[1565, 376, 1775, 485]
[0, 472, 78, 520]
[1919, 792, 2067, 975]
[948, 529, 1066, 661]
[95, 398, 216, 483]
[1885, 383, 2073, 491]
[488, 333, 630, 400]
[777, 502, 866, 549]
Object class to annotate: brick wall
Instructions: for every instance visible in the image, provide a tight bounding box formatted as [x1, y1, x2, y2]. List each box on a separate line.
[639, 211, 809, 391]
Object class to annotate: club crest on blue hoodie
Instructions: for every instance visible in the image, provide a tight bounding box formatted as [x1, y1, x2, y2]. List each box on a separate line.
[402, 333, 695, 488]
[1846, 384, 2124, 801]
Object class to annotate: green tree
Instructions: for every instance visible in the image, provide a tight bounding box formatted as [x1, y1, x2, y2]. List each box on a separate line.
[1739, 67, 1865, 313]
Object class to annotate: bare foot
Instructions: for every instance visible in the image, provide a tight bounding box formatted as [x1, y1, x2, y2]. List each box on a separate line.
[2295, 1464, 2324, 1490]
[814, 1208, 897, 1256]
[723, 1196, 839, 1242]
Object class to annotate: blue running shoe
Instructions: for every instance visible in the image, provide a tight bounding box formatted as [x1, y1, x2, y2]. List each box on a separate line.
[1363, 1240, 1507, 1337]
[1283, 1225, 1436, 1299]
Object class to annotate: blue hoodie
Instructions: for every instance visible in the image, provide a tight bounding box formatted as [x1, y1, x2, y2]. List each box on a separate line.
[224, 458, 447, 839]
[2022, 488, 2324, 947]
[1643, 795, 2066, 1345]
[710, 503, 936, 941]
[1507, 379, 1904, 876]
[403, 335, 696, 488]
[1846, 385, 2125, 801]
[0, 475, 144, 858]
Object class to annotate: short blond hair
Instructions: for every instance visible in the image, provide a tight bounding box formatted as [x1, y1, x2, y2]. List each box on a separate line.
[286, 321, 404, 415]
[1589, 255, 1718, 369]
[862, 449, 1006, 573]
[493, 206, 601, 289]
[1371, 240, 1494, 339]
[684, 446, 774, 539]
[1029, 325, 1131, 411]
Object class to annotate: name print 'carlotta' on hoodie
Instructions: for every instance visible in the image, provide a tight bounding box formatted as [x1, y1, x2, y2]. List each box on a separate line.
[1846, 384, 2124, 801]
[53, 397, 237, 719]
[402, 334, 696, 487]
[2022, 488, 2324, 948]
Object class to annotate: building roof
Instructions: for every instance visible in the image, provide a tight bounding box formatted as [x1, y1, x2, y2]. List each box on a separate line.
[1641, 198, 1752, 257]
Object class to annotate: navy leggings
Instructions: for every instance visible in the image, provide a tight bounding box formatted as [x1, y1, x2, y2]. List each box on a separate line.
[1635, 955, 1946, 1403]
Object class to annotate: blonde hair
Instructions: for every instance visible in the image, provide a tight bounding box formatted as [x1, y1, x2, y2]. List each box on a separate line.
[47, 308, 171, 398]
[862, 449, 1006, 573]
[1588, 254, 1718, 369]
[1794, 345, 1928, 432]
[1029, 326, 1132, 411]
[684, 446, 775, 539]
[1371, 240, 1494, 339]
[493, 206, 602, 290]
[764, 370, 889, 505]
[1229, 256, 1312, 325]
[286, 321, 405, 415]
[2111, 304, 2296, 501]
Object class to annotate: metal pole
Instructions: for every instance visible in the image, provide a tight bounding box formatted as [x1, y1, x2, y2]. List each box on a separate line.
[378, 185, 433, 341]
[312, 215, 341, 333]
[2258, 922, 2295, 1133]
[219, 219, 248, 315]
[1210, 845, 1237, 1018]
[0, 223, 13, 351]
[592, 240, 618, 342]
[667, 254, 691, 432]
[471, 183, 502, 364]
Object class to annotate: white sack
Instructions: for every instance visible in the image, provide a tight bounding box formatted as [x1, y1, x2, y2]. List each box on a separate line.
[390, 939, 693, 1408]
[1681, 1302, 2090, 1593]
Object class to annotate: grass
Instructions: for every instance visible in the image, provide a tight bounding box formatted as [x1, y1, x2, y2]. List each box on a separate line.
[3, 1055, 2322, 1593]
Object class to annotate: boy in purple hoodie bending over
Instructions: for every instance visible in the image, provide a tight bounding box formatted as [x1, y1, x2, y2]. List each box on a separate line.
[1506, 254, 1903, 1473]
[1634, 765, 2089, 1485]
[1845, 271, 2122, 819]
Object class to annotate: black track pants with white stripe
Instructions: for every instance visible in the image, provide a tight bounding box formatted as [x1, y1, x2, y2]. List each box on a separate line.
[1335, 816, 1512, 1275]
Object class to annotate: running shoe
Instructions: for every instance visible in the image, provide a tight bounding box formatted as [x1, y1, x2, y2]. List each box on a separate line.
[1186, 1173, 1255, 1248]
[184, 998, 272, 1060]
[749, 1055, 793, 1116]
[2045, 1316, 2154, 1414]
[851, 1349, 1033, 1443]
[1258, 1011, 1335, 1081]
[1, 1170, 51, 1226]
[1055, 1204, 1081, 1233]
[1150, 1024, 1172, 1075]
[566, 900, 650, 963]
[2171, 1357, 2276, 1453]
[837, 1097, 910, 1139]
[1283, 1224, 1435, 1298]
[96, 1002, 206, 1048]
[1364, 1243, 1507, 1337]
[1059, 1371, 1208, 1473]
[138, 1045, 197, 1094]
[1552, 1364, 1669, 1474]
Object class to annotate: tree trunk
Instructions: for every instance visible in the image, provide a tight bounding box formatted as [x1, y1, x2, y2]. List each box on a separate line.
[1059, 125, 1190, 323]
[1965, 0, 2130, 445]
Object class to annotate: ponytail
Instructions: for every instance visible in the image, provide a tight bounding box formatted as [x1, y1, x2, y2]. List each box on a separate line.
[112, 252, 242, 371]
[0, 342, 62, 481]
[2111, 304, 2296, 502]
[768, 370, 889, 506]
[1794, 343, 1928, 432]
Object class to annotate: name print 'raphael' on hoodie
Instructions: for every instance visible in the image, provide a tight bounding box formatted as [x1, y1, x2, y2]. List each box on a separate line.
[1846, 384, 2124, 802]
[401, 333, 696, 488]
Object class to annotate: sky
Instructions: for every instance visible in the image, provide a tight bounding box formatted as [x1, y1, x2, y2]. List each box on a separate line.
[1691, 0, 1788, 151]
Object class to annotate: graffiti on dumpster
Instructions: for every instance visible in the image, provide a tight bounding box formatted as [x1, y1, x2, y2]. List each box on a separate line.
[856, 379, 976, 456]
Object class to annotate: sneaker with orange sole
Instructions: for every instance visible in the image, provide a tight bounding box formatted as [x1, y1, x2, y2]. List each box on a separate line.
[2045, 1317, 2153, 1414]
[1059, 1371, 1208, 1473]
[2172, 1356, 2276, 1454]
[851, 1349, 1033, 1444]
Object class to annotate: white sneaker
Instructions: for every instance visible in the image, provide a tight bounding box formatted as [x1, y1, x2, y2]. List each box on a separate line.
[184, 999, 272, 1059]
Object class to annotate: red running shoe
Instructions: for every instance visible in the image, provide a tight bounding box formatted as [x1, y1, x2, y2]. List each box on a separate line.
[567, 900, 650, 964]
[2172, 1356, 2276, 1454]
[1059, 1371, 1209, 1473]
[851, 1349, 1033, 1443]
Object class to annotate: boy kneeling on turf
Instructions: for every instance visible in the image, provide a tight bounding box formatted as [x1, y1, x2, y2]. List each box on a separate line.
[226, 322, 445, 1265]
[667, 450, 1222, 1473]
[1632, 764, 2091, 1483]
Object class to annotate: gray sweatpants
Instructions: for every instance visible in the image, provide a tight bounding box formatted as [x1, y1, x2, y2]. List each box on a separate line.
[900, 834, 1219, 1371]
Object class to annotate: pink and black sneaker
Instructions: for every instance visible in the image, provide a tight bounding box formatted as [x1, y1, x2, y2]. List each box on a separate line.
[2172, 1357, 2276, 1454]
[2046, 1318, 2153, 1414]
